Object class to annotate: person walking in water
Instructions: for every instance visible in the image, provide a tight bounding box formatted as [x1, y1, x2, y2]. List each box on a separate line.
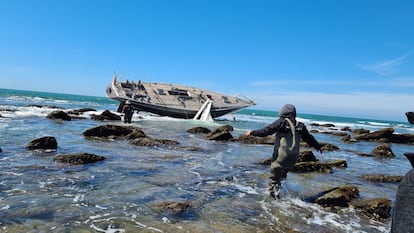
[246, 104, 322, 199]
[122, 100, 134, 124]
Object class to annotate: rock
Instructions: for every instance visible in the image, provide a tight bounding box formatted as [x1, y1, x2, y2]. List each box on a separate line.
[83, 124, 135, 138]
[237, 135, 275, 145]
[310, 123, 335, 127]
[54, 153, 106, 164]
[326, 160, 348, 168]
[91, 110, 121, 121]
[341, 126, 352, 132]
[297, 150, 317, 162]
[47, 110, 71, 121]
[291, 161, 333, 173]
[154, 201, 191, 214]
[371, 143, 395, 157]
[361, 174, 403, 183]
[314, 186, 359, 207]
[322, 131, 349, 137]
[0, 147, 2, 153]
[27, 136, 58, 150]
[354, 128, 394, 141]
[351, 197, 391, 221]
[129, 137, 179, 147]
[352, 128, 370, 135]
[406, 112, 414, 124]
[207, 131, 233, 141]
[125, 129, 147, 140]
[321, 143, 340, 151]
[186, 126, 211, 134]
[67, 108, 97, 115]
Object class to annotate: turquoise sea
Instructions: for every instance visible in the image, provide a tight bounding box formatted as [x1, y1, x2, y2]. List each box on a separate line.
[1, 88, 413, 232]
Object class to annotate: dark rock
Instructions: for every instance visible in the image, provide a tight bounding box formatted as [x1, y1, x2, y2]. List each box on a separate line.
[83, 124, 134, 138]
[322, 131, 349, 137]
[351, 197, 391, 221]
[371, 143, 395, 157]
[314, 186, 359, 207]
[206, 130, 233, 141]
[354, 128, 394, 141]
[361, 174, 403, 183]
[29, 104, 62, 109]
[291, 161, 333, 173]
[27, 136, 58, 150]
[404, 152, 414, 168]
[319, 143, 340, 151]
[388, 134, 414, 144]
[67, 108, 97, 115]
[91, 110, 121, 121]
[237, 135, 275, 145]
[54, 153, 106, 164]
[341, 126, 352, 132]
[47, 110, 71, 121]
[125, 129, 147, 140]
[310, 123, 335, 127]
[297, 150, 317, 162]
[186, 127, 211, 134]
[352, 128, 370, 135]
[129, 137, 179, 147]
[0, 147, 2, 153]
[326, 160, 348, 168]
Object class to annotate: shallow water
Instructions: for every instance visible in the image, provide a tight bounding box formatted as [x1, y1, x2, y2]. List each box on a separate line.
[1, 89, 413, 232]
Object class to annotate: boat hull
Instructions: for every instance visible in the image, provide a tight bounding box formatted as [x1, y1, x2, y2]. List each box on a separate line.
[106, 79, 255, 119]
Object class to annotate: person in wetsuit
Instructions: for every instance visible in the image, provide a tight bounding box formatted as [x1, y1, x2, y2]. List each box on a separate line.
[246, 104, 322, 198]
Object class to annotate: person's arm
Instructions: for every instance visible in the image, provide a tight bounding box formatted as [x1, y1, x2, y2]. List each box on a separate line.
[300, 124, 323, 153]
[247, 118, 284, 137]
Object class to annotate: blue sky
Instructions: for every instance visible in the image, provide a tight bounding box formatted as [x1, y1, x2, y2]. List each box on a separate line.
[0, 0, 413, 121]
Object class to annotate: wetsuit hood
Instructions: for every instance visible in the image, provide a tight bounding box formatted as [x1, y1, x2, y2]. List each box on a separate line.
[279, 104, 296, 118]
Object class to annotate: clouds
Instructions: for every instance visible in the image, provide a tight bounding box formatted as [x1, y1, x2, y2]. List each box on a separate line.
[358, 55, 408, 76]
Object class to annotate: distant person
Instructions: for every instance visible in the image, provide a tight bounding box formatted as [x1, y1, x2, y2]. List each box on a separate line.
[122, 100, 134, 124]
[245, 104, 322, 199]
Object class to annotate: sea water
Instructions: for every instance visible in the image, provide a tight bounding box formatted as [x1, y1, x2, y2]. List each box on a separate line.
[0, 88, 413, 232]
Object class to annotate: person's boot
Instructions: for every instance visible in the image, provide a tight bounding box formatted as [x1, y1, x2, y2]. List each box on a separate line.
[268, 182, 281, 199]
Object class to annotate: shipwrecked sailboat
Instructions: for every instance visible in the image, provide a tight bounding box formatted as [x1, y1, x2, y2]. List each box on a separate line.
[106, 74, 255, 120]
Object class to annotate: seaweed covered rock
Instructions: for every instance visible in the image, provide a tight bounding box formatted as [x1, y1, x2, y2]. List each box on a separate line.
[371, 143, 395, 157]
[83, 124, 134, 138]
[291, 161, 333, 173]
[125, 129, 147, 140]
[153, 201, 191, 214]
[47, 110, 71, 121]
[54, 153, 106, 164]
[361, 174, 403, 183]
[314, 186, 359, 207]
[351, 197, 391, 221]
[27, 136, 58, 150]
[91, 110, 121, 121]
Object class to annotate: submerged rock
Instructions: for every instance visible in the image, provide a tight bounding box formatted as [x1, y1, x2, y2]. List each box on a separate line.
[54, 153, 106, 164]
[154, 201, 191, 214]
[362, 174, 403, 183]
[371, 143, 395, 157]
[67, 108, 97, 115]
[47, 110, 71, 121]
[27, 136, 58, 150]
[129, 137, 179, 147]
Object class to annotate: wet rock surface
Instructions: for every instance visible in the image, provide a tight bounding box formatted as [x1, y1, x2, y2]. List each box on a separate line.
[47, 110, 72, 121]
[54, 153, 106, 164]
[27, 136, 58, 150]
